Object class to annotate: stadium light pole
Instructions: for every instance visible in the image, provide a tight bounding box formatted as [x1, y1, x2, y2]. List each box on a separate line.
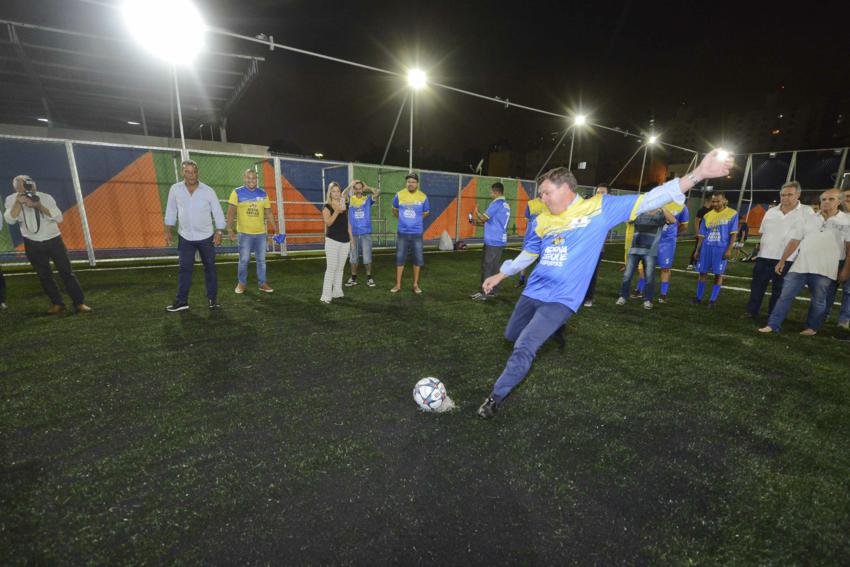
[567, 114, 587, 171]
[122, 0, 206, 161]
[407, 69, 427, 171]
[637, 135, 658, 194]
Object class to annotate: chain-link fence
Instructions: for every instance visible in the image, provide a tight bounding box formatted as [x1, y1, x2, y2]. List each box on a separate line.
[2, 134, 847, 264]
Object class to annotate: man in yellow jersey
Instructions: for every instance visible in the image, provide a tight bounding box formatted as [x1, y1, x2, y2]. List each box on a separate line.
[227, 169, 278, 294]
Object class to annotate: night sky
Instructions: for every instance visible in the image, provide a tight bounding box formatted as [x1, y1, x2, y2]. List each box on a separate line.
[5, 0, 850, 166]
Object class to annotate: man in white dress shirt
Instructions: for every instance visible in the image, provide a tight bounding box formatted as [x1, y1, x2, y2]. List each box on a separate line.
[4, 175, 90, 314]
[163, 160, 226, 312]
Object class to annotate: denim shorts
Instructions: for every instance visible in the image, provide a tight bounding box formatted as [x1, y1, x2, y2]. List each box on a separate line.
[396, 233, 424, 266]
[349, 233, 373, 265]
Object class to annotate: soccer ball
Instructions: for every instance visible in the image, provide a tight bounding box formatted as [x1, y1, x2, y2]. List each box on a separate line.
[412, 377, 447, 412]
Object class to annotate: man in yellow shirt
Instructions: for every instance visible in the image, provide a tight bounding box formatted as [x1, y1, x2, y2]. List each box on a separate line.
[226, 169, 278, 294]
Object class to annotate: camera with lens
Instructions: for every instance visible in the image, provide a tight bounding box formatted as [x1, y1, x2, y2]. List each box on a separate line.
[23, 178, 39, 202]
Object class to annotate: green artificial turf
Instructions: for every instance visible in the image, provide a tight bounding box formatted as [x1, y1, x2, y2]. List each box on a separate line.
[1, 242, 848, 564]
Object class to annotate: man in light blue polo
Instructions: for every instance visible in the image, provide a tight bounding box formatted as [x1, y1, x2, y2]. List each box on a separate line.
[471, 181, 510, 301]
[344, 179, 381, 288]
[163, 160, 226, 312]
[391, 172, 429, 294]
[476, 150, 733, 418]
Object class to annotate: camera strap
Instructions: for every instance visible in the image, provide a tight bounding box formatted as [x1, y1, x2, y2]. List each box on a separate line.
[23, 206, 41, 235]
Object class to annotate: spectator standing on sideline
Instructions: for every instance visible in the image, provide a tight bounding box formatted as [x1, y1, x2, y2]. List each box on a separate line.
[692, 193, 738, 307]
[742, 182, 813, 319]
[226, 169, 277, 294]
[471, 182, 511, 301]
[163, 160, 226, 312]
[320, 182, 350, 304]
[344, 179, 381, 288]
[391, 173, 430, 294]
[616, 208, 674, 309]
[4, 175, 90, 314]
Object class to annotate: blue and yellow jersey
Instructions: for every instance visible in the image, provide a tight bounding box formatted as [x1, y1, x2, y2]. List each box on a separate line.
[699, 207, 738, 247]
[524, 197, 547, 221]
[348, 194, 374, 236]
[392, 189, 429, 234]
[484, 197, 510, 246]
[659, 202, 689, 242]
[228, 186, 271, 235]
[523, 193, 643, 310]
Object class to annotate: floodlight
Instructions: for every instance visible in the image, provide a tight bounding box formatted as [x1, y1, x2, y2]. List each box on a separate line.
[407, 69, 427, 90]
[314, 152, 324, 158]
[574, 114, 587, 126]
[648, 135, 658, 144]
[37, 117, 49, 123]
[127, 121, 141, 125]
[123, 0, 206, 64]
[717, 149, 730, 161]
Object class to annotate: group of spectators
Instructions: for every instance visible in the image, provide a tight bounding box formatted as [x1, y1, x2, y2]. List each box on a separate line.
[1, 161, 848, 343]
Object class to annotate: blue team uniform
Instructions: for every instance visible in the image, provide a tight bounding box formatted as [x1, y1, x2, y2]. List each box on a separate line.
[696, 207, 738, 274]
[657, 202, 689, 269]
[483, 197, 510, 246]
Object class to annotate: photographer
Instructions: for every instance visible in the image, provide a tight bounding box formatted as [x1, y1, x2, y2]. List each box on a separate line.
[4, 175, 90, 314]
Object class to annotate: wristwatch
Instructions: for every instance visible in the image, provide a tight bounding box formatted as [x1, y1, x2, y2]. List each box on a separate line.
[685, 172, 702, 185]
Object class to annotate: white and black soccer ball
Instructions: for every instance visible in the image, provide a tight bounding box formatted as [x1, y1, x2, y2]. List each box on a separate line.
[412, 377, 447, 412]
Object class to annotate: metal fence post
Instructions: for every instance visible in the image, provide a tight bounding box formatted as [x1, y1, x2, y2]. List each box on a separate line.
[785, 151, 798, 183]
[65, 141, 96, 266]
[455, 174, 462, 242]
[273, 157, 287, 256]
[735, 153, 753, 213]
[835, 147, 848, 190]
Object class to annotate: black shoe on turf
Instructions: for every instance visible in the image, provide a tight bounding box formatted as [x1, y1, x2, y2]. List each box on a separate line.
[691, 298, 702, 305]
[208, 299, 221, 309]
[477, 396, 498, 419]
[166, 301, 189, 312]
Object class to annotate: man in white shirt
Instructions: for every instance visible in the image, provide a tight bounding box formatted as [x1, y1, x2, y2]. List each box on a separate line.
[163, 160, 226, 312]
[839, 189, 850, 330]
[4, 175, 90, 314]
[759, 189, 850, 335]
[743, 181, 813, 319]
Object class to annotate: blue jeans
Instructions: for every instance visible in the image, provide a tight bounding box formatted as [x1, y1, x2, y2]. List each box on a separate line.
[237, 233, 267, 285]
[491, 296, 575, 403]
[745, 258, 791, 317]
[766, 271, 834, 332]
[350, 233, 373, 266]
[396, 233, 424, 266]
[177, 235, 217, 303]
[619, 252, 656, 301]
[840, 280, 850, 324]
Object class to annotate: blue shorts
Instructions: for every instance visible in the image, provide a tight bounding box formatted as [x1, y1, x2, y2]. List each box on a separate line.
[656, 239, 677, 269]
[350, 233, 373, 265]
[396, 233, 424, 266]
[696, 246, 728, 275]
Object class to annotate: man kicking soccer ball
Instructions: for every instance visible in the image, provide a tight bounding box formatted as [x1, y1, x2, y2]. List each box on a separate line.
[476, 150, 733, 418]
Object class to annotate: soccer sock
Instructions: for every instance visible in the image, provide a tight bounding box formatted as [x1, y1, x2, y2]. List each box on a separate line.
[696, 280, 706, 300]
[636, 278, 645, 293]
[710, 284, 722, 302]
[660, 282, 669, 296]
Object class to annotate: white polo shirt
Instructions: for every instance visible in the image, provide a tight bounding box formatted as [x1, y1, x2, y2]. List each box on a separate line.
[758, 202, 814, 261]
[788, 211, 850, 280]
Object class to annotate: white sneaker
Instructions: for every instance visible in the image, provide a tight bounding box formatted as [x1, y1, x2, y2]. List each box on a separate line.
[583, 300, 593, 307]
[838, 320, 850, 330]
[344, 277, 358, 287]
[643, 300, 653, 310]
[686, 264, 694, 271]
[616, 297, 626, 306]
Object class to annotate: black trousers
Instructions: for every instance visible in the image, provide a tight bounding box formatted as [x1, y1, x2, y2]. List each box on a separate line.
[23, 236, 85, 306]
[745, 258, 791, 317]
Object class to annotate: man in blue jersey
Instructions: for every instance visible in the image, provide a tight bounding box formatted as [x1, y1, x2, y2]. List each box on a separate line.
[344, 179, 381, 288]
[476, 150, 733, 418]
[692, 193, 738, 307]
[391, 173, 430, 294]
[655, 201, 689, 302]
[471, 182, 511, 301]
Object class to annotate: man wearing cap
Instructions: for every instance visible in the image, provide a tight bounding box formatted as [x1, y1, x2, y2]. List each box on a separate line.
[391, 172, 430, 294]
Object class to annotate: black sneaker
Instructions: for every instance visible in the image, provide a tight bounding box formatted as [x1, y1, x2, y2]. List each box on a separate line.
[477, 396, 498, 419]
[691, 298, 702, 305]
[166, 301, 189, 312]
[366, 277, 376, 287]
[208, 299, 221, 309]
